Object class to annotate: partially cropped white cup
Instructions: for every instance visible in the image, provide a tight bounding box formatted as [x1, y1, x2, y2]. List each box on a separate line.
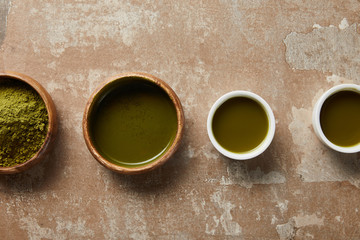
[207, 91, 276, 160]
[312, 84, 360, 153]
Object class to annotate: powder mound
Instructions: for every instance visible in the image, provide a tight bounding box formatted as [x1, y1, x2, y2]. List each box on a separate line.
[0, 80, 48, 167]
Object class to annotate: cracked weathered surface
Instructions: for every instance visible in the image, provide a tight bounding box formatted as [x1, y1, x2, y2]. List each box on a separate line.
[0, 0, 10, 47]
[0, 1, 360, 239]
[284, 22, 360, 82]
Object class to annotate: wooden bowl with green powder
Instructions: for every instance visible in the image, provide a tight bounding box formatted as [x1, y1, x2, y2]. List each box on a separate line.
[83, 72, 184, 174]
[0, 72, 57, 174]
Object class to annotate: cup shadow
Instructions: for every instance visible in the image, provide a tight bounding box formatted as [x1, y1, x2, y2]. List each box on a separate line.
[328, 149, 360, 175]
[222, 136, 285, 187]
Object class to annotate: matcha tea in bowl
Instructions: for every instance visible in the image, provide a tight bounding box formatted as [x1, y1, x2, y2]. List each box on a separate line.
[0, 71, 57, 174]
[207, 91, 275, 160]
[83, 72, 184, 174]
[312, 84, 360, 153]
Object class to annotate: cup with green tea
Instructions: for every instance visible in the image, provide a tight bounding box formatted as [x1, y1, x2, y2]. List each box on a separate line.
[83, 72, 184, 174]
[207, 91, 276, 160]
[312, 84, 360, 153]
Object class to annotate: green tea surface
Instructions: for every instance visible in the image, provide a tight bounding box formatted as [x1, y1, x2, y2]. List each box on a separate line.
[212, 97, 268, 153]
[320, 90, 360, 147]
[90, 79, 177, 167]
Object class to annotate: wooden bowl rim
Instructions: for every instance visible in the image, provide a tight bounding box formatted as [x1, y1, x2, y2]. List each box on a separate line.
[83, 72, 185, 175]
[0, 71, 57, 174]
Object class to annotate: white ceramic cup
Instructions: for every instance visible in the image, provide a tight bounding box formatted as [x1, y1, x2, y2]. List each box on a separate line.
[312, 84, 360, 153]
[207, 91, 276, 160]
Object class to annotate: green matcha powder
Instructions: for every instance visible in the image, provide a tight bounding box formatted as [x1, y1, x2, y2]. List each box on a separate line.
[0, 79, 49, 167]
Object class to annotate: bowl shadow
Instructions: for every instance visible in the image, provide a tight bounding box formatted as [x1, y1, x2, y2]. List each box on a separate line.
[108, 130, 191, 195]
[0, 124, 64, 193]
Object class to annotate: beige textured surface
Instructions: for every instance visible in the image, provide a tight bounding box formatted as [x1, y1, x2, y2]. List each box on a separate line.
[0, 1, 360, 239]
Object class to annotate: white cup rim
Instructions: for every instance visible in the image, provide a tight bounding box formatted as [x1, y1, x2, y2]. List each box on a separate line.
[312, 83, 360, 153]
[207, 91, 276, 160]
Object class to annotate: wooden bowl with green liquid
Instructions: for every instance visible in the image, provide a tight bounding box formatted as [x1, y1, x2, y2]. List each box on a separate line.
[0, 71, 57, 174]
[83, 72, 184, 174]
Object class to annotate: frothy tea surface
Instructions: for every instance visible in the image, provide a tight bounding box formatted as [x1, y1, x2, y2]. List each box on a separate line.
[320, 90, 360, 147]
[212, 97, 268, 153]
[89, 78, 177, 167]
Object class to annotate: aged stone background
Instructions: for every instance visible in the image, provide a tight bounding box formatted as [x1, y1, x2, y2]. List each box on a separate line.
[0, 0, 360, 239]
